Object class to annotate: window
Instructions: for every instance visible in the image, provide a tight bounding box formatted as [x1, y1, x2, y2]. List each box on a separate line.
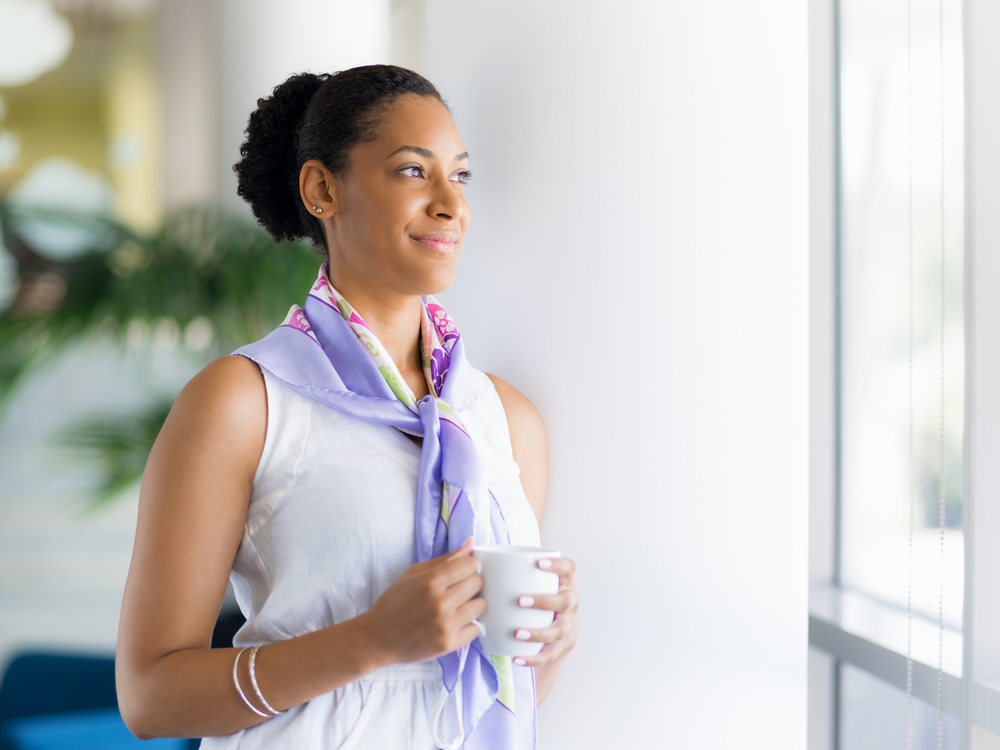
[838, 0, 965, 629]
[806, 0, 1000, 747]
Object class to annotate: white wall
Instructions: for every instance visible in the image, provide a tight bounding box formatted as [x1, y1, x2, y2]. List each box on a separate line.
[427, 2, 809, 747]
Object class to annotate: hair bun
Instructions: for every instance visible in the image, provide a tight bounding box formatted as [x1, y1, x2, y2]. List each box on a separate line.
[235, 72, 328, 244]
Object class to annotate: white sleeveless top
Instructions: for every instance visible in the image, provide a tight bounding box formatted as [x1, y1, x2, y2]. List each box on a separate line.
[199, 366, 540, 750]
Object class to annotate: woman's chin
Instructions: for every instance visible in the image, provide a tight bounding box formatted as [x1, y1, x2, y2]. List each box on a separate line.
[409, 265, 458, 297]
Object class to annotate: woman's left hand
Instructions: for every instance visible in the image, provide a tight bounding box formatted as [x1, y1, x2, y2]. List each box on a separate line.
[510, 557, 579, 667]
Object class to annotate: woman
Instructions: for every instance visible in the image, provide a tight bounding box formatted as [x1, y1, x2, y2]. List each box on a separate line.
[116, 65, 578, 749]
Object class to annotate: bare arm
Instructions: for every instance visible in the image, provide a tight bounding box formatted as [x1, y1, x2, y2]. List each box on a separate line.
[486, 374, 578, 707]
[117, 356, 486, 740]
[487, 374, 548, 524]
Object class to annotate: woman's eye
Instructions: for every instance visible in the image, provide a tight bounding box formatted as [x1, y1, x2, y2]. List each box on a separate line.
[401, 166, 424, 178]
[450, 170, 473, 184]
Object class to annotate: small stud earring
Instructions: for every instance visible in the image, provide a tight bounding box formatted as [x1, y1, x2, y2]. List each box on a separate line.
[313, 206, 323, 214]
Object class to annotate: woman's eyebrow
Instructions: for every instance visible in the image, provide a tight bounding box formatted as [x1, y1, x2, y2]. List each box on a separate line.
[387, 146, 469, 161]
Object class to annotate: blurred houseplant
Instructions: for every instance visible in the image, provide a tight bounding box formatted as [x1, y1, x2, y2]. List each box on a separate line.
[0, 200, 319, 506]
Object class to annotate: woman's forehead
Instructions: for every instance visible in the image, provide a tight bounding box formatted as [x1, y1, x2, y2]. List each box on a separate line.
[373, 96, 464, 157]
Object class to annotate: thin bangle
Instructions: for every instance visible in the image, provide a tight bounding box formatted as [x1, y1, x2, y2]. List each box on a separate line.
[248, 645, 285, 716]
[232, 647, 270, 719]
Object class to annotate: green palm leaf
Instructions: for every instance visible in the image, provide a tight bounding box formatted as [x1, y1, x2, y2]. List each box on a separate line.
[52, 398, 177, 510]
[0, 202, 319, 505]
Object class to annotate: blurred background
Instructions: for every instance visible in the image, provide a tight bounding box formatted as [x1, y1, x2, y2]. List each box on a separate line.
[0, 0, 410, 656]
[10, 0, 990, 748]
[0, 1, 412, 745]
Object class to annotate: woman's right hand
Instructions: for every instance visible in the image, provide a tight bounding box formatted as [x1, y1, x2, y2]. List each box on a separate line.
[360, 538, 486, 665]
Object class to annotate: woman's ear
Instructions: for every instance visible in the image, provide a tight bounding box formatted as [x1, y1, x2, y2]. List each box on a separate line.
[299, 159, 338, 218]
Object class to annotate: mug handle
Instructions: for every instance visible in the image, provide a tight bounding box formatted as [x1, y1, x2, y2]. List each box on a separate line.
[472, 558, 486, 639]
[472, 619, 487, 639]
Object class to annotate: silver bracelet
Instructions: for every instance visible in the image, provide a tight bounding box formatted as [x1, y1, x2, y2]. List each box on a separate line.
[232, 647, 271, 719]
[248, 645, 285, 716]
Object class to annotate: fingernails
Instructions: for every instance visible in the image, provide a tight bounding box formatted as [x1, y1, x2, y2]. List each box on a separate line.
[514, 628, 531, 641]
[518, 596, 535, 608]
[513, 658, 526, 666]
[538, 559, 553, 569]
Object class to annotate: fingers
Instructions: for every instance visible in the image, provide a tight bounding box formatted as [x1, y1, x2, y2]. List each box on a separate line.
[537, 557, 575, 577]
[423, 538, 479, 589]
[517, 590, 579, 614]
[512, 644, 560, 668]
[496, 558, 578, 667]
[455, 594, 487, 623]
[513, 622, 564, 645]
[433, 555, 480, 589]
[443, 572, 483, 608]
[453, 621, 485, 648]
[406, 539, 475, 581]
[508, 616, 576, 667]
[431, 596, 485, 654]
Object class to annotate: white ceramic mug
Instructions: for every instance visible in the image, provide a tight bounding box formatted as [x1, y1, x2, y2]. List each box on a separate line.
[472, 545, 561, 657]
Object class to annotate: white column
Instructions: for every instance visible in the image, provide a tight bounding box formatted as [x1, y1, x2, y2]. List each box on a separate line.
[158, 0, 220, 211]
[390, 0, 426, 76]
[216, 0, 391, 208]
[808, 0, 836, 746]
[427, 1, 809, 747]
[966, 0, 1000, 746]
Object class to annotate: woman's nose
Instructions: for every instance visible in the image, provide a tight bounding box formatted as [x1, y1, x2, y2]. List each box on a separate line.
[428, 175, 464, 220]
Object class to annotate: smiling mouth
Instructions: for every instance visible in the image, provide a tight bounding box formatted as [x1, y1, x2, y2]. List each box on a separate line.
[411, 234, 459, 252]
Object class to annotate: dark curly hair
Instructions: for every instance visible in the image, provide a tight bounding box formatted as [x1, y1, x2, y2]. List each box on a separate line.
[234, 65, 446, 255]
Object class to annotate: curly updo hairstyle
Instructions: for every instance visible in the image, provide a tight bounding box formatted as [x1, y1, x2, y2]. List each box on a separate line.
[234, 65, 446, 256]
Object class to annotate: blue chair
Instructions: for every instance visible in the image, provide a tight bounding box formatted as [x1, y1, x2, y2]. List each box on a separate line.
[0, 653, 199, 750]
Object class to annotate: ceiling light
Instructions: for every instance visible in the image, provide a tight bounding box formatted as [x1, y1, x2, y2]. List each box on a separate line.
[0, 0, 73, 87]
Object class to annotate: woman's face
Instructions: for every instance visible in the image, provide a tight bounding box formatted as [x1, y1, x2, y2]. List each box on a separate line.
[309, 95, 472, 299]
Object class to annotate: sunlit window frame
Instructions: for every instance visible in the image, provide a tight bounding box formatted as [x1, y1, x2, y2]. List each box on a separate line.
[807, 1, 1000, 748]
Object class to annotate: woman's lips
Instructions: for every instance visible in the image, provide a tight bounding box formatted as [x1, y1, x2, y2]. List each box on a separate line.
[411, 234, 459, 252]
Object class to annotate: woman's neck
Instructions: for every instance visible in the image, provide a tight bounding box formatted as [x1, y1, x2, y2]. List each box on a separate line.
[326, 268, 429, 401]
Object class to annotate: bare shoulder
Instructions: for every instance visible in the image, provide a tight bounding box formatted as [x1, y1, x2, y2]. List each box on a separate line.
[485, 374, 543, 432]
[174, 354, 266, 424]
[145, 355, 267, 502]
[485, 373, 548, 523]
